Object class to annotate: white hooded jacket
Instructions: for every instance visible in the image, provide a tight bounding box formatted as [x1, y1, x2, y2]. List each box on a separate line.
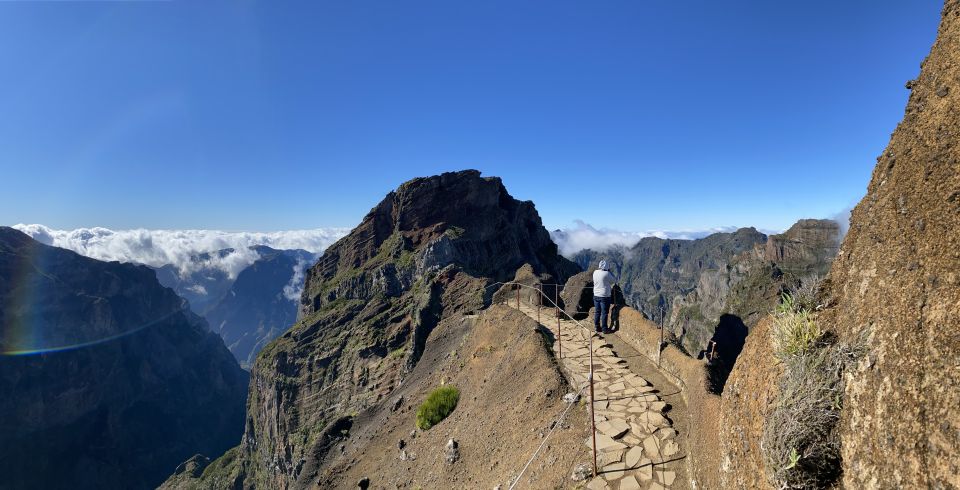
[593, 268, 615, 298]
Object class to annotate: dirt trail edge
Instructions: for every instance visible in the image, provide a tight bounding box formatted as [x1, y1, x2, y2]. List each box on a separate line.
[511, 302, 690, 490]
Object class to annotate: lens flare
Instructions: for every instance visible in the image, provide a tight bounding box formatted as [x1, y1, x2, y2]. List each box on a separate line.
[2, 308, 184, 356]
[1, 239, 188, 356]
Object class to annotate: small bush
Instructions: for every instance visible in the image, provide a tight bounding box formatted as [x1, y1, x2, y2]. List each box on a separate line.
[416, 385, 460, 430]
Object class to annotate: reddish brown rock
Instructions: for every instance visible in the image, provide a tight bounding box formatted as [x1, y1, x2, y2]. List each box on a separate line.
[820, 2, 960, 487]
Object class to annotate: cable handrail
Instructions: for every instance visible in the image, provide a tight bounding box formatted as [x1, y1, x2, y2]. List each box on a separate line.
[486, 280, 605, 482]
[491, 280, 694, 489]
[507, 384, 587, 490]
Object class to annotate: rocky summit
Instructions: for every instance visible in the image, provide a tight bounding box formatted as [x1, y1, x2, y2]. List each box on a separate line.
[0, 227, 248, 490]
[164, 169, 579, 489]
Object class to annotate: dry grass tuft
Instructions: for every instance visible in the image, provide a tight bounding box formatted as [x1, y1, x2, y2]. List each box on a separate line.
[762, 293, 863, 489]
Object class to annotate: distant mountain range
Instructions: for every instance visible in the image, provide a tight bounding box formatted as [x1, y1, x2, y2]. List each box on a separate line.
[151, 246, 316, 367]
[568, 219, 840, 390]
[208, 247, 314, 366]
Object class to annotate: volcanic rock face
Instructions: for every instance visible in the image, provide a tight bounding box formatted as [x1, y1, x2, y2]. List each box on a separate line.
[819, 3, 960, 486]
[171, 170, 578, 489]
[0, 227, 248, 490]
[573, 221, 839, 357]
[299, 170, 578, 318]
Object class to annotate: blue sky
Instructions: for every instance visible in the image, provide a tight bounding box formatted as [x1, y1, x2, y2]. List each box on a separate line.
[0, 1, 943, 233]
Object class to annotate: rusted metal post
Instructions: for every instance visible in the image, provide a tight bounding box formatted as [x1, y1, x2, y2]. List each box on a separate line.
[658, 306, 664, 368]
[516, 284, 520, 309]
[589, 310, 598, 476]
[554, 285, 559, 319]
[537, 282, 541, 324]
[555, 285, 561, 357]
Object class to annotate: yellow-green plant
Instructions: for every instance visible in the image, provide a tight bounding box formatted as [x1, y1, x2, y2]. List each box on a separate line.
[416, 385, 460, 430]
[773, 293, 823, 357]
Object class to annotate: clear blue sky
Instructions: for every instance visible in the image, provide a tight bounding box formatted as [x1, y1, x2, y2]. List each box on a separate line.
[0, 1, 943, 232]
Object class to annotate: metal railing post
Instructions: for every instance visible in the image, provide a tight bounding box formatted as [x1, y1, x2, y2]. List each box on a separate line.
[658, 306, 664, 368]
[555, 285, 562, 357]
[589, 307, 598, 476]
[537, 282, 541, 324]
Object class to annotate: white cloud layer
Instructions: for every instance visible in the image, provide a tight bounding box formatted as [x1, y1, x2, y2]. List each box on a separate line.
[830, 206, 854, 240]
[550, 220, 757, 257]
[12, 224, 349, 279]
[283, 256, 313, 302]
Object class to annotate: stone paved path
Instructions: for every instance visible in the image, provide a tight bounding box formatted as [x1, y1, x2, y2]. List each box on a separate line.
[511, 302, 682, 490]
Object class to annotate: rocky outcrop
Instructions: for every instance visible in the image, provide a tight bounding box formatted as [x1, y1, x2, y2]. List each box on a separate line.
[572, 221, 839, 360]
[165, 170, 579, 489]
[763, 219, 840, 275]
[818, 3, 960, 486]
[560, 270, 595, 319]
[0, 227, 248, 490]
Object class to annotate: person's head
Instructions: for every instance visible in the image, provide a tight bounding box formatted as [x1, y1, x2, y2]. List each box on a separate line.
[598, 259, 608, 271]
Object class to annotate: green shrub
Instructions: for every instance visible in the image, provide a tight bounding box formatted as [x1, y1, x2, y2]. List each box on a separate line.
[416, 385, 460, 430]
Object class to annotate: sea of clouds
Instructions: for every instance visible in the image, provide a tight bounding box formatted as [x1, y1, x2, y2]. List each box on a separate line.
[550, 220, 773, 257]
[12, 224, 350, 282]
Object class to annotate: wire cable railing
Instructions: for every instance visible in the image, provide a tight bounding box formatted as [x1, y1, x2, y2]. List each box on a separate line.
[485, 280, 616, 482]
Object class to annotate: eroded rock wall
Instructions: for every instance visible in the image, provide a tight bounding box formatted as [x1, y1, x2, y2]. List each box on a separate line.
[820, 2, 960, 487]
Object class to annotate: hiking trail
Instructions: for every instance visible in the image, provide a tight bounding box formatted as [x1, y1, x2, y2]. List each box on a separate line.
[509, 301, 689, 490]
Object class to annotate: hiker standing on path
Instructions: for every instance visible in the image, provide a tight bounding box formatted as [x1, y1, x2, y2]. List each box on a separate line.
[593, 260, 616, 334]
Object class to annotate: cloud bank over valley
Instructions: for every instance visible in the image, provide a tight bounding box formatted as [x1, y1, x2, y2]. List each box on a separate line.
[549, 220, 782, 257]
[12, 224, 349, 280]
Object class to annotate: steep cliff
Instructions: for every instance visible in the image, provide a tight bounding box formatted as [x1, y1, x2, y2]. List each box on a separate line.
[718, 3, 960, 488]
[820, 2, 960, 486]
[166, 170, 579, 489]
[0, 227, 248, 490]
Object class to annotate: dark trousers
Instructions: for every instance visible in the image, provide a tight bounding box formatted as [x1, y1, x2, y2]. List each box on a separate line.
[593, 296, 611, 331]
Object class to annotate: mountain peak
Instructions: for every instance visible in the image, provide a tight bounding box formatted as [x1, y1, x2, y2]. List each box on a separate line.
[300, 170, 576, 316]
